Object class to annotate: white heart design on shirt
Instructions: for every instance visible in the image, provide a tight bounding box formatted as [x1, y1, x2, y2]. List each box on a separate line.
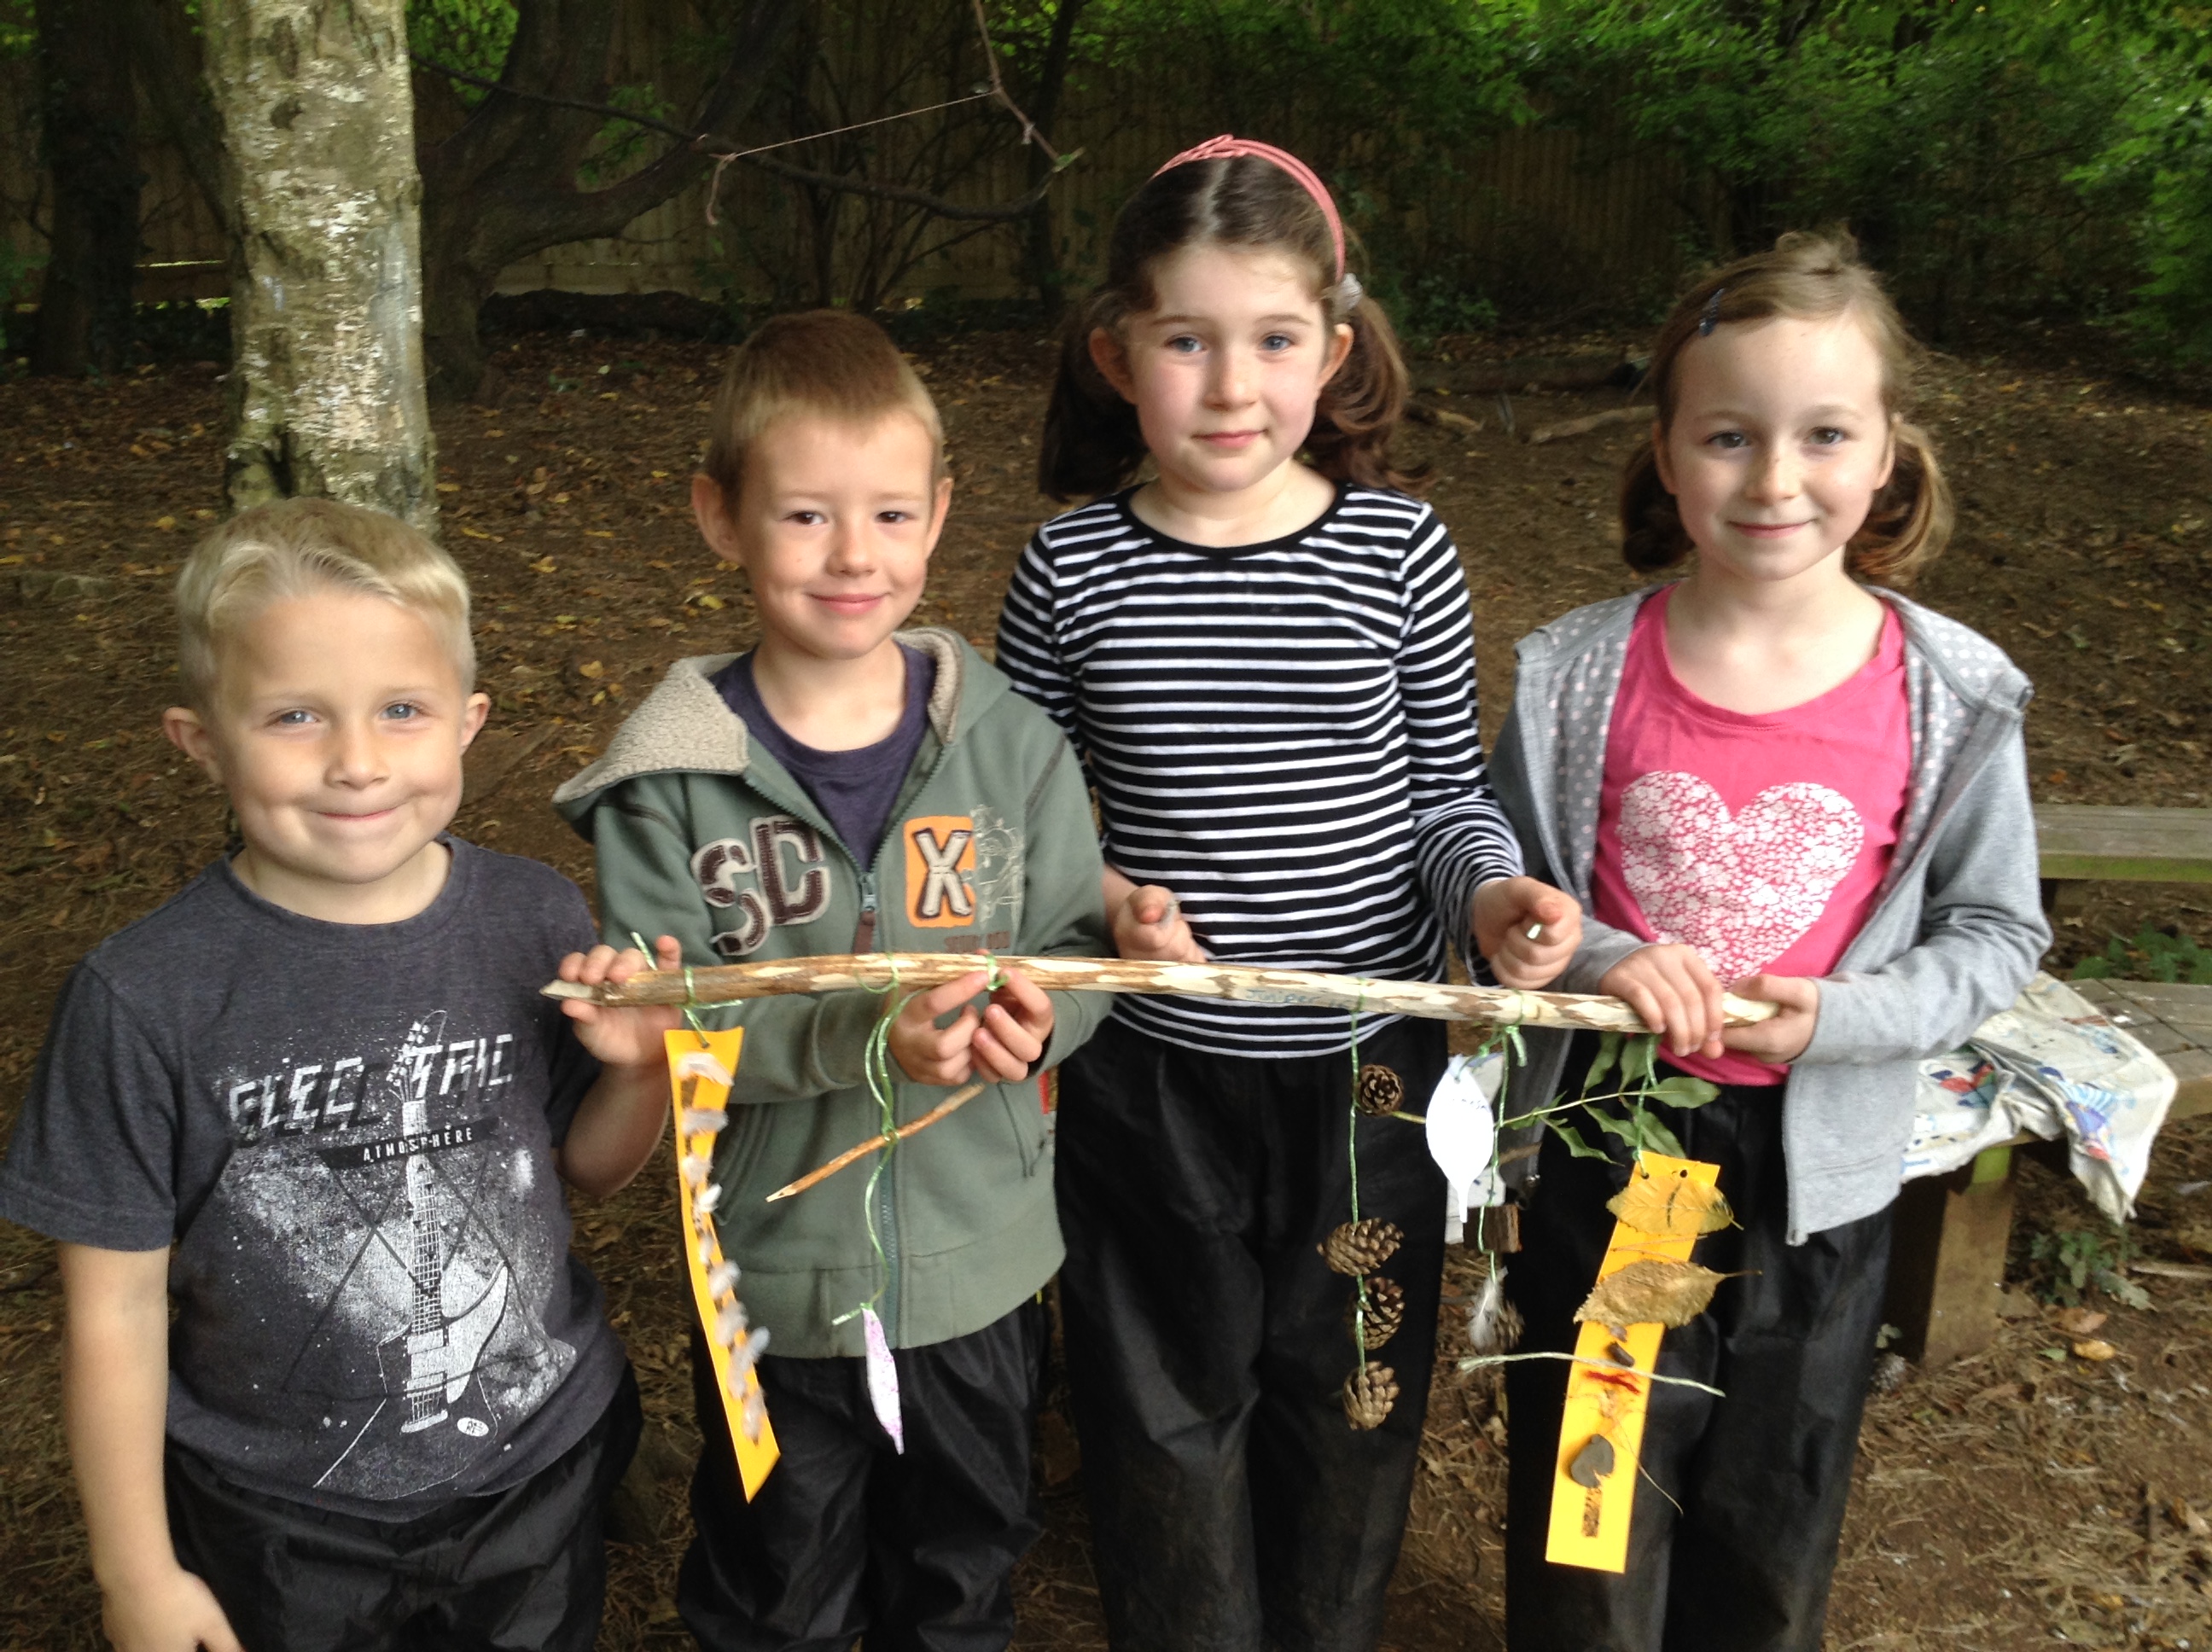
[1618, 773, 1865, 980]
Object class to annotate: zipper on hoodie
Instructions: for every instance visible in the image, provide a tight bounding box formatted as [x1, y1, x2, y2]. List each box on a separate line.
[853, 869, 879, 951]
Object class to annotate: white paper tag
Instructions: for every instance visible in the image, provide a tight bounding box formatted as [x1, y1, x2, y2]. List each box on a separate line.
[1427, 1052, 1505, 1218]
[861, 1306, 905, 1454]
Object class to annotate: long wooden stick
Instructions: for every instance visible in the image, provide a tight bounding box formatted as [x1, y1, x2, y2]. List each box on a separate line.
[542, 953, 1778, 1033]
[763, 1082, 986, 1203]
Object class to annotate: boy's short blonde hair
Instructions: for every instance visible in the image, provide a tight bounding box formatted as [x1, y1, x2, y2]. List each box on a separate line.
[701, 310, 945, 509]
[175, 497, 475, 708]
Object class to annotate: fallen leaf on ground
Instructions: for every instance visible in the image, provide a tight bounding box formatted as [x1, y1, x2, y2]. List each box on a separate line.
[2055, 1306, 2109, 1335]
[1575, 1259, 1730, 1332]
[2071, 1338, 2118, 1361]
[1607, 1168, 1732, 1237]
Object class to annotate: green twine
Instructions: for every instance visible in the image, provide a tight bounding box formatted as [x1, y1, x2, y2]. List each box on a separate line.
[1348, 984, 1370, 1375]
[832, 957, 920, 1329]
[630, 930, 712, 1045]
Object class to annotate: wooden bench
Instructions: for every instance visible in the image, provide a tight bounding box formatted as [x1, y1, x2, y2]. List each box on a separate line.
[2036, 803, 2212, 917]
[1886, 807, 2212, 1364]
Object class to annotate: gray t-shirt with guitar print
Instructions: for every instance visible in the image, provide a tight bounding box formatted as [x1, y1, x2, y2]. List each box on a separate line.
[0, 839, 627, 1517]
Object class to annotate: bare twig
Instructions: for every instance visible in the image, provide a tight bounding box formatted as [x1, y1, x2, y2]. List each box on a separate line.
[737, 150, 1068, 221]
[413, 0, 1073, 231]
[968, 0, 1057, 162]
[1527, 405, 1649, 445]
[543, 953, 1780, 1035]
[764, 1082, 986, 1202]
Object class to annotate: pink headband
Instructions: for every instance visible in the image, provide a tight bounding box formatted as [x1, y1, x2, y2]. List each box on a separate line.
[1151, 134, 1345, 282]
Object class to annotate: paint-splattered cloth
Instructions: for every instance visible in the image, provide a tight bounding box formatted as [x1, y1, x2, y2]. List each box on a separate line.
[1908, 972, 2177, 1221]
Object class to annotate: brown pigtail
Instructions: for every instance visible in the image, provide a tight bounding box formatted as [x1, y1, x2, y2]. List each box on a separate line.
[1617, 435, 1691, 574]
[1039, 291, 1146, 503]
[1848, 422, 1952, 589]
[1307, 295, 1429, 494]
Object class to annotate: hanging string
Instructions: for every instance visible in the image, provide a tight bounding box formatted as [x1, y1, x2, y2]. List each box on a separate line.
[1348, 983, 1371, 1376]
[832, 962, 922, 1327]
[632, 931, 713, 1049]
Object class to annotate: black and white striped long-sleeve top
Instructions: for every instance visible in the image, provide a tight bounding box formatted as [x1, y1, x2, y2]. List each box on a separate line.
[995, 485, 1524, 1056]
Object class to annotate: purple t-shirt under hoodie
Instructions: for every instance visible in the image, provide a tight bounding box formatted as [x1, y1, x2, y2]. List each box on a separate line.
[713, 643, 935, 864]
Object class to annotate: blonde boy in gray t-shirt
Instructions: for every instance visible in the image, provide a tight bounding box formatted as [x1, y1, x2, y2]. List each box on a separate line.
[0, 499, 679, 1652]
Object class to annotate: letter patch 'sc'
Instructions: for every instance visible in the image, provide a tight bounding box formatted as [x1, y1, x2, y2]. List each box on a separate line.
[693, 818, 830, 957]
[692, 835, 768, 957]
[904, 816, 976, 927]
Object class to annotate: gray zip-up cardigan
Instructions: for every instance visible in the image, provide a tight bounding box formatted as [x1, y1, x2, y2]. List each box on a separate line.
[1491, 585, 2051, 1242]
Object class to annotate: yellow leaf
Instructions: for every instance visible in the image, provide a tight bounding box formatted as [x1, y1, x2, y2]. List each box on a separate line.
[577, 660, 604, 679]
[154, 516, 177, 531]
[695, 592, 726, 611]
[436, 482, 460, 494]
[1606, 1168, 1732, 1238]
[2071, 1339, 2117, 1362]
[1575, 1259, 1730, 1333]
[530, 557, 556, 573]
[585, 529, 613, 539]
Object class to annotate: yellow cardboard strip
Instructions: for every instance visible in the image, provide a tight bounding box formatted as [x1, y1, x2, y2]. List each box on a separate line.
[667, 1028, 780, 1499]
[1544, 1151, 1720, 1573]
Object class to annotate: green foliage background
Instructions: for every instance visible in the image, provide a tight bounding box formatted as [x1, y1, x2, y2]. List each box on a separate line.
[12, 0, 2212, 360]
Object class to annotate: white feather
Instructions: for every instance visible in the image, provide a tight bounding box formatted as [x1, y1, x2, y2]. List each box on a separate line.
[1467, 1263, 1522, 1356]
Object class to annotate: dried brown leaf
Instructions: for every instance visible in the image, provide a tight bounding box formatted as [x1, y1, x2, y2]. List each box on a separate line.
[1574, 1259, 1730, 1332]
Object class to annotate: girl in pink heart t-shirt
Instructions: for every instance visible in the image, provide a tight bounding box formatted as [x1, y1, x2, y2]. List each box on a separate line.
[1589, 582, 1910, 1085]
[1488, 232, 2047, 1652]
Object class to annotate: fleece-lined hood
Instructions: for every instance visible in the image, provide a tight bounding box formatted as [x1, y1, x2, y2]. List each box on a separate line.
[554, 626, 981, 818]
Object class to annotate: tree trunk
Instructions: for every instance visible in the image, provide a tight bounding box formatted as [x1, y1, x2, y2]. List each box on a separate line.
[200, 0, 437, 531]
[413, 0, 800, 401]
[31, 0, 143, 376]
[1018, 0, 1084, 314]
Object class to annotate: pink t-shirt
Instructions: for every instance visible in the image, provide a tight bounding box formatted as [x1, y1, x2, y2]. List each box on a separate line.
[1591, 588, 1912, 1086]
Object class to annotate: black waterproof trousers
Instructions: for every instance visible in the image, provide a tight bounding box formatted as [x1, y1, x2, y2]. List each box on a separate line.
[1055, 1014, 1449, 1652]
[678, 1298, 1047, 1652]
[1503, 1044, 1894, 1652]
[166, 1364, 641, 1652]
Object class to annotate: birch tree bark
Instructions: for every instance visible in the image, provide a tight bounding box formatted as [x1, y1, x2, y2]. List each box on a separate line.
[200, 0, 436, 531]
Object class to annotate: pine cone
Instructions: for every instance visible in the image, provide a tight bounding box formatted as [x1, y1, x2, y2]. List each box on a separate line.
[1319, 1219, 1403, 1276]
[1354, 1063, 1405, 1117]
[1342, 1364, 1399, 1430]
[1346, 1275, 1405, 1350]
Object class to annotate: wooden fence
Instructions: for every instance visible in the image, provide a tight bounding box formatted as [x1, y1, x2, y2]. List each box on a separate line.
[0, 4, 1703, 320]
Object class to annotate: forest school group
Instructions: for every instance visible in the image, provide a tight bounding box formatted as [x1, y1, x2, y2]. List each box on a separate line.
[0, 137, 2049, 1652]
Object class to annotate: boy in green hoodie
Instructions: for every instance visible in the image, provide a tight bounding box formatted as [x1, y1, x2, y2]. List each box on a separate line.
[554, 310, 1109, 1650]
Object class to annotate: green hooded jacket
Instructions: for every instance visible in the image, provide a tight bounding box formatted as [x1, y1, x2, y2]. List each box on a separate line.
[553, 629, 1109, 1355]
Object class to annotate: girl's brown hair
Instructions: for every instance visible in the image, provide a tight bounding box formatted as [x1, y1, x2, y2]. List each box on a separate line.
[1039, 152, 1423, 502]
[1620, 230, 1953, 588]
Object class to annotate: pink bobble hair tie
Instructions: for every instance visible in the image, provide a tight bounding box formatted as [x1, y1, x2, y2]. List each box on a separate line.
[1151, 134, 1346, 282]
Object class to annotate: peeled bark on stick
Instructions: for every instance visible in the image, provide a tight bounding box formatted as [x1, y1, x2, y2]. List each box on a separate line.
[201, 0, 437, 529]
[542, 953, 1778, 1035]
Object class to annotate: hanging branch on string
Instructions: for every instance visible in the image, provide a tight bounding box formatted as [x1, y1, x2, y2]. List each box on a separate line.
[410, 0, 1079, 233]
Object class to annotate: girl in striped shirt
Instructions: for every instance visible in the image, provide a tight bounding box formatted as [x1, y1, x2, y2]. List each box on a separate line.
[995, 137, 1579, 1652]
